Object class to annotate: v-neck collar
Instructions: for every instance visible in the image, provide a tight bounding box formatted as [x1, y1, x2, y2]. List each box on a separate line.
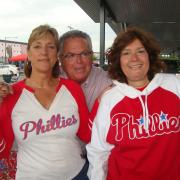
[21, 78, 63, 111]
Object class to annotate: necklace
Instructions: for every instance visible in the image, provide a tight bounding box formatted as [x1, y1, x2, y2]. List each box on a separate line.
[25, 78, 59, 89]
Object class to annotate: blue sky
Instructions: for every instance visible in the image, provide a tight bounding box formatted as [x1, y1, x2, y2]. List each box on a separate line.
[0, 0, 116, 52]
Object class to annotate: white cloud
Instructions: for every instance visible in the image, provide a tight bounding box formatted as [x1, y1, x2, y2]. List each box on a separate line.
[0, 0, 116, 51]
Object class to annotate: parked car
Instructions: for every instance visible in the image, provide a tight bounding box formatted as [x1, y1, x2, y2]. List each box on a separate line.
[0, 64, 19, 76]
[161, 59, 180, 77]
[0, 64, 19, 82]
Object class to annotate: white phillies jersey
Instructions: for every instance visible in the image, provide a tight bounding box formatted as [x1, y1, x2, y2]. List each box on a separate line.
[0, 78, 90, 180]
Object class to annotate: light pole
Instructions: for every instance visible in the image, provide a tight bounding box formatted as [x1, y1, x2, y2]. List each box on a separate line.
[4, 36, 17, 63]
[67, 26, 73, 30]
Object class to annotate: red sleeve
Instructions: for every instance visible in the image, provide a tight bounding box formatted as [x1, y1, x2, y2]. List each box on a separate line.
[0, 97, 14, 159]
[0, 80, 23, 159]
[61, 78, 91, 143]
[76, 87, 91, 143]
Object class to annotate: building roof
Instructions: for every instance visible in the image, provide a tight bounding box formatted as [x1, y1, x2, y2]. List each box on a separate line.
[74, 0, 180, 54]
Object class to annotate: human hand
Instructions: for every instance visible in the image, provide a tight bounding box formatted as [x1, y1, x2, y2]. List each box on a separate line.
[0, 82, 13, 98]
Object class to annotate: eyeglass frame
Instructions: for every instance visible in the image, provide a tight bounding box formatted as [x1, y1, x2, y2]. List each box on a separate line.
[61, 51, 93, 61]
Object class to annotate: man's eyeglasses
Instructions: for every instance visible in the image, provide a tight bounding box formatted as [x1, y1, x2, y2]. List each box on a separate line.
[62, 51, 93, 61]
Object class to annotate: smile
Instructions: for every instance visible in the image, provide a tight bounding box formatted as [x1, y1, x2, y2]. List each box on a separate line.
[129, 64, 142, 69]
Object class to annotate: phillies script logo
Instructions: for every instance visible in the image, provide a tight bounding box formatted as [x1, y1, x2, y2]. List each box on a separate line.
[111, 111, 180, 141]
[20, 114, 77, 140]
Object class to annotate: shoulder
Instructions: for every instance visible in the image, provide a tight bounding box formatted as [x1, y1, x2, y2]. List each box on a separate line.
[155, 73, 180, 85]
[12, 79, 25, 90]
[60, 78, 81, 89]
[99, 83, 125, 106]
[3, 80, 25, 99]
[97, 83, 115, 101]
[60, 78, 83, 96]
[161, 73, 179, 80]
[0, 80, 25, 112]
[154, 73, 180, 95]
[91, 66, 108, 76]
[89, 66, 112, 85]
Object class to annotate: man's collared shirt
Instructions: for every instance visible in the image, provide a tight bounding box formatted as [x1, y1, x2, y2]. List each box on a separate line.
[60, 65, 113, 111]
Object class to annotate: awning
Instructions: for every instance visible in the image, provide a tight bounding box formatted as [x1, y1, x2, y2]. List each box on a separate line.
[9, 54, 28, 62]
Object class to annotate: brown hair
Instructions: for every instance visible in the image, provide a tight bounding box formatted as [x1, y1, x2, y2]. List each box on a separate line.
[107, 26, 165, 83]
[24, 24, 60, 78]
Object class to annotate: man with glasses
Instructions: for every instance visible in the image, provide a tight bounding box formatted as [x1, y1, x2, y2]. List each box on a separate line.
[58, 30, 113, 163]
[59, 30, 113, 111]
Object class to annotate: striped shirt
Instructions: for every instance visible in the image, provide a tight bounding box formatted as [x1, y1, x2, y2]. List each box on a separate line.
[60, 65, 113, 111]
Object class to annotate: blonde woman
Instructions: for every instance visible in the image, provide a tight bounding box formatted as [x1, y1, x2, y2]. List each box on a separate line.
[0, 25, 90, 180]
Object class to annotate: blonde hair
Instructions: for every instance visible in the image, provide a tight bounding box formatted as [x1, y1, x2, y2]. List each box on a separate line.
[24, 24, 60, 78]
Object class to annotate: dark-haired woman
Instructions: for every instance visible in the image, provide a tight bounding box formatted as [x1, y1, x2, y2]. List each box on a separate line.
[87, 27, 180, 180]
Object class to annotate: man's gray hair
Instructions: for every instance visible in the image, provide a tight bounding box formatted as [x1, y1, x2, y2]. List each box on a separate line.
[59, 30, 93, 53]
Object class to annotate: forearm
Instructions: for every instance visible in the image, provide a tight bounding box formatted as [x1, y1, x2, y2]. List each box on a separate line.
[87, 144, 110, 180]
[86, 122, 113, 180]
